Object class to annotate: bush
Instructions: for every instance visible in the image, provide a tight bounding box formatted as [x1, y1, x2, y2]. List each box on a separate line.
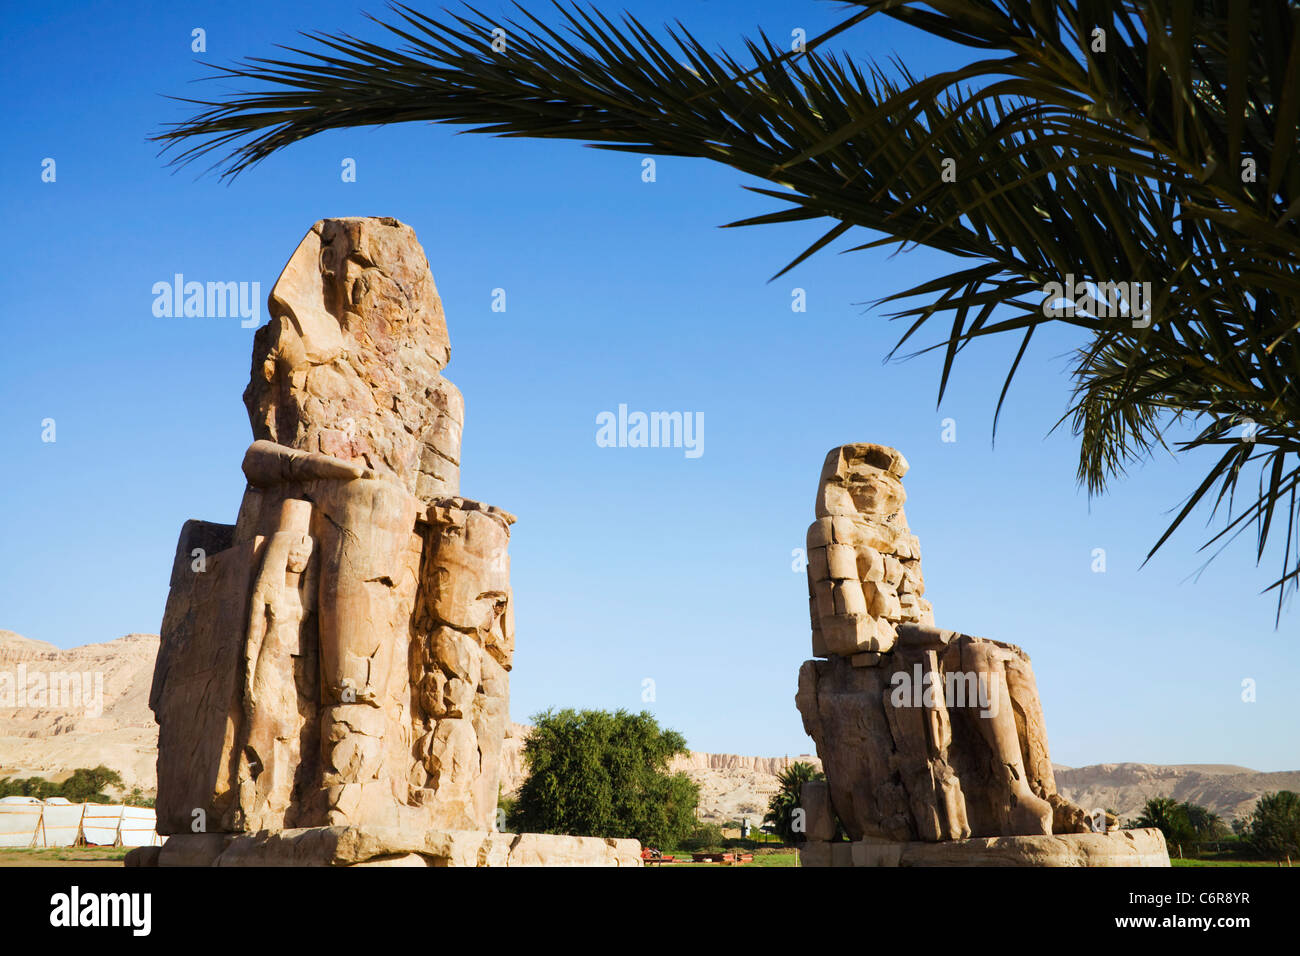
[507, 708, 699, 848]
[676, 823, 726, 853]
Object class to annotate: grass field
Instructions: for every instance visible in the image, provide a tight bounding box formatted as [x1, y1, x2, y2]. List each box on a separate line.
[0, 845, 1283, 868]
[0, 846, 130, 867]
[1171, 857, 1284, 867]
[653, 848, 800, 867]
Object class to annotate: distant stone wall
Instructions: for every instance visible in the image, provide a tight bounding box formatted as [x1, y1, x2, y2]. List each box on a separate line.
[497, 721, 821, 795]
[667, 752, 822, 776]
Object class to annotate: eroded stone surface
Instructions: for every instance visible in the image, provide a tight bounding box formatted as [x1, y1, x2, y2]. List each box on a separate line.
[245, 217, 461, 505]
[806, 443, 932, 658]
[794, 444, 1154, 862]
[801, 828, 1170, 867]
[149, 218, 546, 862]
[145, 828, 641, 868]
[409, 498, 516, 830]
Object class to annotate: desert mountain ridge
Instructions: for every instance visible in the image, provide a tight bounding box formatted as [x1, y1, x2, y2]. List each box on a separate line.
[1, 630, 1295, 822]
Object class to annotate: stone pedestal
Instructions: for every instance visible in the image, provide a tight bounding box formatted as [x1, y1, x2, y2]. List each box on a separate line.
[126, 828, 642, 868]
[800, 828, 1170, 867]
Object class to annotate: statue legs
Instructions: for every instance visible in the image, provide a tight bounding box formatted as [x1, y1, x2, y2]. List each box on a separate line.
[239, 497, 315, 829]
[313, 476, 418, 826]
[961, 641, 1054, 836]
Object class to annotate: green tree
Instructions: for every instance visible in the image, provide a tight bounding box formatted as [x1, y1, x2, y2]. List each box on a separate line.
[1183, 801, 1228, 841]
[0, 767, 125, 802]
[0, 776, 57, 799]
[1133, 797, 1196, 845]
[59, 766, 122, 804]
[507, 708, 698, 848]
[156, 1, 1300, 614]
[763, 762, 824, 843]
[126, 787, 156, 809]
[1238, 790, 1300, 861]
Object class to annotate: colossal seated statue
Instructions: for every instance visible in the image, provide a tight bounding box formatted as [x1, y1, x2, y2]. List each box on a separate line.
[796, 443, 1093, 845]
[149, 218, 514, 840]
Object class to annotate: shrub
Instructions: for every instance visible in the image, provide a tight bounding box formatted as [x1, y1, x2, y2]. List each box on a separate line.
[507, 708, 699, 848]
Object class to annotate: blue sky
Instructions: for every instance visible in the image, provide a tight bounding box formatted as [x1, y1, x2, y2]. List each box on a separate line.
[2, 0, 1295, 771]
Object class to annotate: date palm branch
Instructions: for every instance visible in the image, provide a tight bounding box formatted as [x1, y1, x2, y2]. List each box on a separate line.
[153, 1, 1300, 615]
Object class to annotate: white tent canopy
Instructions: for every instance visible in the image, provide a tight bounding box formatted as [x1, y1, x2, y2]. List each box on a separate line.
[81, 804, 124, 846]
[0, 798, 162, 848]
[0, 797, 44, 848]
[118, 806, 159, 848]
[39, 798, 86, 847]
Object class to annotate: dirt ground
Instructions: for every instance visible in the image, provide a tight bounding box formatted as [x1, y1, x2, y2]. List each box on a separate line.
[0, 847, 128, 867]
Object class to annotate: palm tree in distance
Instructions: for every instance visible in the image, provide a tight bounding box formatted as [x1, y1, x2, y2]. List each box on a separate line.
[154, 1, 1300, 615]
[1133, 796, 1194, 843]
[764, 761, 824, 843]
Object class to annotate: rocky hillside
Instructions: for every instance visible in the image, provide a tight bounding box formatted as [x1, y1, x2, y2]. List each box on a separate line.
[1, 630, 1293, 823]
[667, 752, 822, 825]
[0, 630, 159, 790]
[1053, 763, 1300, 822]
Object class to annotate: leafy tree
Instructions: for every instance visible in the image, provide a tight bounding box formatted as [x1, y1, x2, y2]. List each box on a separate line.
[0, 776, 57, 799]
[1183, 801, 1228, 840]
[1133, 797, 1195, 845]
[156, 1, 1300, 614]
[763, 762, 824, 843]
[507, 708, 698, 847]
[60, 766, 122, 804]
[0, 767, 125, 803]
[1238, 790, 1300, 861]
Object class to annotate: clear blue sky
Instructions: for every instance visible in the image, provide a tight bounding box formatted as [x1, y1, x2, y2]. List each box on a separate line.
[2, 1, 1295, 771]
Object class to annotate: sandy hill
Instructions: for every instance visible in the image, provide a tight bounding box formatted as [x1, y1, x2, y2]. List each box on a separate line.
[1052, 762, 1300, 822]
[1, 630, 1293, 822]
[0, 630, 159, 789]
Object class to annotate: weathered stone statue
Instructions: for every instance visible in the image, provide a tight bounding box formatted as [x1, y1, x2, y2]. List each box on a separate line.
[134, 218, 637, 867]
[795, 443, 1170, 866]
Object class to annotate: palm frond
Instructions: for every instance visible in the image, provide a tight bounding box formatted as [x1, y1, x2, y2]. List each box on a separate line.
[153, 1, 1300, 614]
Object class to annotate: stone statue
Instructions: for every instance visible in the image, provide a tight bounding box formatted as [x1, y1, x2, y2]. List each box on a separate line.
[137, 218, 639, 866]
[805, 443, 932, 659]
[795, 443, 1169, 866]
[147, 217, 513, 839]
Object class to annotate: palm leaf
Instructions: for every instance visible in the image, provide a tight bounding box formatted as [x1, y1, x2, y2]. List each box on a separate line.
[153, 0, 1300, 614]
